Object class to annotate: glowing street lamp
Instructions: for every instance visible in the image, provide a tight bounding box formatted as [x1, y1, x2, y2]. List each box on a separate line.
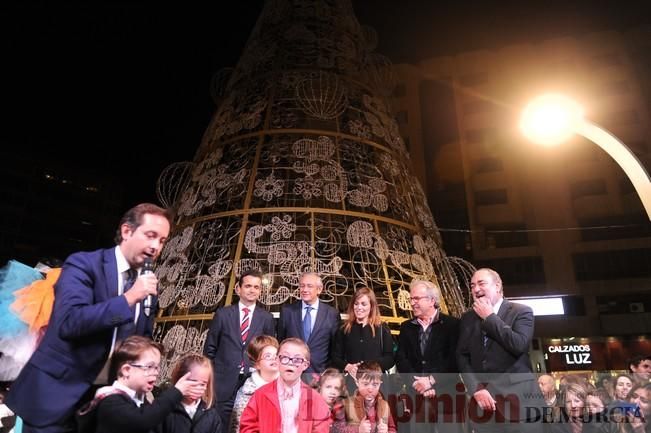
[520, 93, 651, 220]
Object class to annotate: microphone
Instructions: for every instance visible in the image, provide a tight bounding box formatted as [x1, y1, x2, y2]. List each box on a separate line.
[142, 257, 154, 317]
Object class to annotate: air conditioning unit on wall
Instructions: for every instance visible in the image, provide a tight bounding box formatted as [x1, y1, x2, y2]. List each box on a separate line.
[629, 302, 645, 313]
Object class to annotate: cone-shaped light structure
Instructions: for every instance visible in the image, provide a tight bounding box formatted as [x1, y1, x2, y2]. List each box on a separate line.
[154, 0, 471, 379]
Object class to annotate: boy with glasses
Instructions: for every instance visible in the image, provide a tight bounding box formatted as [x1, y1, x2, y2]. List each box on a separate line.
[334, 361, 396, 433]
[240, 338, 331, 433]
[91, 335, 204, 433]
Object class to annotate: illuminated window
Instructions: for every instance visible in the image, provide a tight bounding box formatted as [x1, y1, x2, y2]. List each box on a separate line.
[509, 297, 564, 316]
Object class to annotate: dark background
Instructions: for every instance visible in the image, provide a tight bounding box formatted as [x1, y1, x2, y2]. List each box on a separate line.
[1, 1, 650, 262]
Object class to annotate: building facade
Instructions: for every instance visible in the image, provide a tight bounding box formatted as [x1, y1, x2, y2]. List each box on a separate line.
[390, 27, 651, 370]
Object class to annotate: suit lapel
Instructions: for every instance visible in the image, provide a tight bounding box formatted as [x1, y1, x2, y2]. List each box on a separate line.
[409, 320, 425, 360]
[230, 305, 242, 343]
[102, 248, 118, 300]
[309, 301, 327, 341]
[497, 300, 511, 321]
[294, 302, 305, 340]
[484, 300, 509, 350]
[247, 303, 262, 344]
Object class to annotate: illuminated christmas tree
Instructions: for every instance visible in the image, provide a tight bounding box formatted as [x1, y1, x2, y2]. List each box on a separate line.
[154, 0, 471, 379]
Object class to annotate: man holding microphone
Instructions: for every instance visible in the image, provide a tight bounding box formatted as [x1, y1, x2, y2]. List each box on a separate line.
[7, 203, 174, 433]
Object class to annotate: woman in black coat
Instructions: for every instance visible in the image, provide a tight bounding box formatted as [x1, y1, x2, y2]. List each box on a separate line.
[331, 287, 395, 379]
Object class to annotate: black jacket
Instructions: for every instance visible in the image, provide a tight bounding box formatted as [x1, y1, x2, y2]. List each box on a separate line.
[331, 323, 395, 372]
[157, 400, 223, 433]
[95, 387, 182, 433]
[396, 312, 460, 376]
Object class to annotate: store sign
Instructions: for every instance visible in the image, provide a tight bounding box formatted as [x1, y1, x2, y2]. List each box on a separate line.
[547, 344, 592, 365]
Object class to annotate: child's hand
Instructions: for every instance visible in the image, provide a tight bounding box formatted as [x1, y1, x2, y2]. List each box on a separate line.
[358, 418, 371, 433]
[344, 363, 359, 378]
[174, 372, 206, 400]
[376, 418, 388, 433]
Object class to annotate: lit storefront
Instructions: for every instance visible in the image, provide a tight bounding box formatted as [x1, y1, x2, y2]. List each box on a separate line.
[541, 336, 651, 373]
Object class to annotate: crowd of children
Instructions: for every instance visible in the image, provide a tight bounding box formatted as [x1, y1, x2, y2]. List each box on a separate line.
[74, 335, 401, 433]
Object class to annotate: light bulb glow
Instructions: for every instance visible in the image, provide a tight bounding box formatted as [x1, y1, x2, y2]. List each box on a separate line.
[520, 94, 584, 146]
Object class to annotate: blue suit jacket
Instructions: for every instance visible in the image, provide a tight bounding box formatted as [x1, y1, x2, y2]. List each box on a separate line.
[203, 303, 275, 407]
[6, 247, 155, 427]
[277, 300, 340, 373]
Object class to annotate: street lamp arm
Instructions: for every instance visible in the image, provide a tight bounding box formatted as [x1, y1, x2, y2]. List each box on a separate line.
[574, 120, 651, 220]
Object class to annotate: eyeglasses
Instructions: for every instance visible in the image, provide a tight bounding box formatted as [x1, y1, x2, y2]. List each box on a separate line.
[278, 355, 307, 366]
[259, 353, 278, 361]
[358, 380, 382, 388]
[129, 363, 160, 374]
[409, 295, 432, 303]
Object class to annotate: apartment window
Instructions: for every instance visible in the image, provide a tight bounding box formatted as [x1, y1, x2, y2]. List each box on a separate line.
[570, 179, 606, 199]
[459, 72, 488, 86]
[475, 189, 507, 206]
[573, 248, 651, 281]
[462, 100, 493, 115]
[475, 256, 546, 285]
[475, 157, 503, 173]
[597, 294, 651, 315]
[579, 213, 651, 241]
[602, 81, 630, 95]
[591, 53, 622, 68]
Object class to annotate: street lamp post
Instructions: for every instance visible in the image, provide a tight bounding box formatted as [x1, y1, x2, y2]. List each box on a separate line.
[520, 93, 651, 220]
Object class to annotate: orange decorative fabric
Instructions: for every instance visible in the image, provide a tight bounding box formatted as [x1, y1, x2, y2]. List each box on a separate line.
[11, 268, 61, 332]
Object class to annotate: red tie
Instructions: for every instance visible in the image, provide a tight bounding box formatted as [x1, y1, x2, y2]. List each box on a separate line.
[240, 307, 250, 344]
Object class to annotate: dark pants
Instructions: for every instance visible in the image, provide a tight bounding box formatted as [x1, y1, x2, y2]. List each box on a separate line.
[218, 372, 249, 428]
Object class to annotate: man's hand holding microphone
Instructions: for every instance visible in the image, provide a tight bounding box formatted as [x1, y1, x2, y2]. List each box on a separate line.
[123, 257, 157, 316]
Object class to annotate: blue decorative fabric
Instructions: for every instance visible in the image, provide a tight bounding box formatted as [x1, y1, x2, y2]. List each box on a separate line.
[0, 260, 43, 337]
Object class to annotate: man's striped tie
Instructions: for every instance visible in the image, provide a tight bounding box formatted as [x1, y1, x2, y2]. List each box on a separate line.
[240, 307, 250, 344]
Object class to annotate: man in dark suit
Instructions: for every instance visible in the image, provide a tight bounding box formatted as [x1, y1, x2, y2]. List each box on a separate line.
[6, 203, 171, 433]
[396, 279, 461, 433]
[456, 268, 544, 433]
[277, 272, 340, 373]
[204, 269, 275, 428]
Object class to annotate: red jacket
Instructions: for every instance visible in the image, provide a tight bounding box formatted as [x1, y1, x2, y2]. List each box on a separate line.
[240, 379, 331, 433]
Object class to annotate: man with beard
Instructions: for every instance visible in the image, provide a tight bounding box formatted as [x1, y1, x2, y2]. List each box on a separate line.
[456, 268, 544, 433]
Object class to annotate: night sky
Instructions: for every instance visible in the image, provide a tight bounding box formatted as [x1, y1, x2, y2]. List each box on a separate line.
[2, 1, 650, 206]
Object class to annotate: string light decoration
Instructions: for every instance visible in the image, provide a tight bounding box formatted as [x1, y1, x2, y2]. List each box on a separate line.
[295, 71, 349, 120]
[153, 0, 474, 382]
[156, 162, 195, 209]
